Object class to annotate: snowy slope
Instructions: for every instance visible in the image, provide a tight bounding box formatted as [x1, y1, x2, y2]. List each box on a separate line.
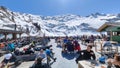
[0, 6, 119, 37]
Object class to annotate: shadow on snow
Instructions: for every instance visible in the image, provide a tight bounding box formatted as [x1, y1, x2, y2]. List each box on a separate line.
[61, 52, 77, 60]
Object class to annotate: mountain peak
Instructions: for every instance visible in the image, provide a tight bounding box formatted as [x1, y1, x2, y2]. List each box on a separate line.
[86, 12, 106, 18]
[0, 6, 7, 11]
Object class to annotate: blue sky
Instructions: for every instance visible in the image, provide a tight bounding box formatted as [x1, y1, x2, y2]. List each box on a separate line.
[0, 0, 120, 16]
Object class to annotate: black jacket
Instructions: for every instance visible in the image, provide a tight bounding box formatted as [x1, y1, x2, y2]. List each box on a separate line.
[76, 50, 96, 63]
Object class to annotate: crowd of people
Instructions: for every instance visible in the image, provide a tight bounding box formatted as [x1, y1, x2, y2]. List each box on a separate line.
[30, 46, 56, 68]
[55, 35, 120, 68]
[56, 37, 81, 53]
[0, 37, 51, 68]
[0, 35, 120, 68]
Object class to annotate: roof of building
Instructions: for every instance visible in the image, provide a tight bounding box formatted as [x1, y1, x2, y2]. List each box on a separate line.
[97, 22, 120, 32]
[0, 29, 24, 34]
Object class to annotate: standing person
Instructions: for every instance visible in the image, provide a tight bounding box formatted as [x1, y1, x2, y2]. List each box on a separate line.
[73, 40, 81, 52]
[45, 47, 56, 62]
[62, 37, 68, 53]
[75, 45, 96, 63]
[66, 40, 74, 53]
[57, 37, 61, 46]
[63, 37, 68, 45]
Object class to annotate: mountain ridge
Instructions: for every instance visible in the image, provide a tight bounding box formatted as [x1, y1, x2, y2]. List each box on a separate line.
[0, 6, 120, 36]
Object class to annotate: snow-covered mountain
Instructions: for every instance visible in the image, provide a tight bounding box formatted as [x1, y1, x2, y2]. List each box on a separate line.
[0, 6, 120, 36]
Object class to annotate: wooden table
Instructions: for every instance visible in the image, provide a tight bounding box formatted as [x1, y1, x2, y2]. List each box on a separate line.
[110, 41, 118, 44]
[78, 60, 107, 68]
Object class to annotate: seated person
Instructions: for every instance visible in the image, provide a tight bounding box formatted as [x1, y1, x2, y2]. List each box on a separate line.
[107, 53, 120, 68]
[14, 48, 24, 56]
[0, 62, 4, 68]
[76, 45, 96, 63]
[36, 49, 46, 63]
[2, 52, 12, 64]
[30, 57, 47, 68]
[24, 46, 34, 54]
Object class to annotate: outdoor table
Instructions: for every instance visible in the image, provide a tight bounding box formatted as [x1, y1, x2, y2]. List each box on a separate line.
[16, 54, 36, 61]
[110, 41, 118, 44]
[78, 60, 107, 68]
